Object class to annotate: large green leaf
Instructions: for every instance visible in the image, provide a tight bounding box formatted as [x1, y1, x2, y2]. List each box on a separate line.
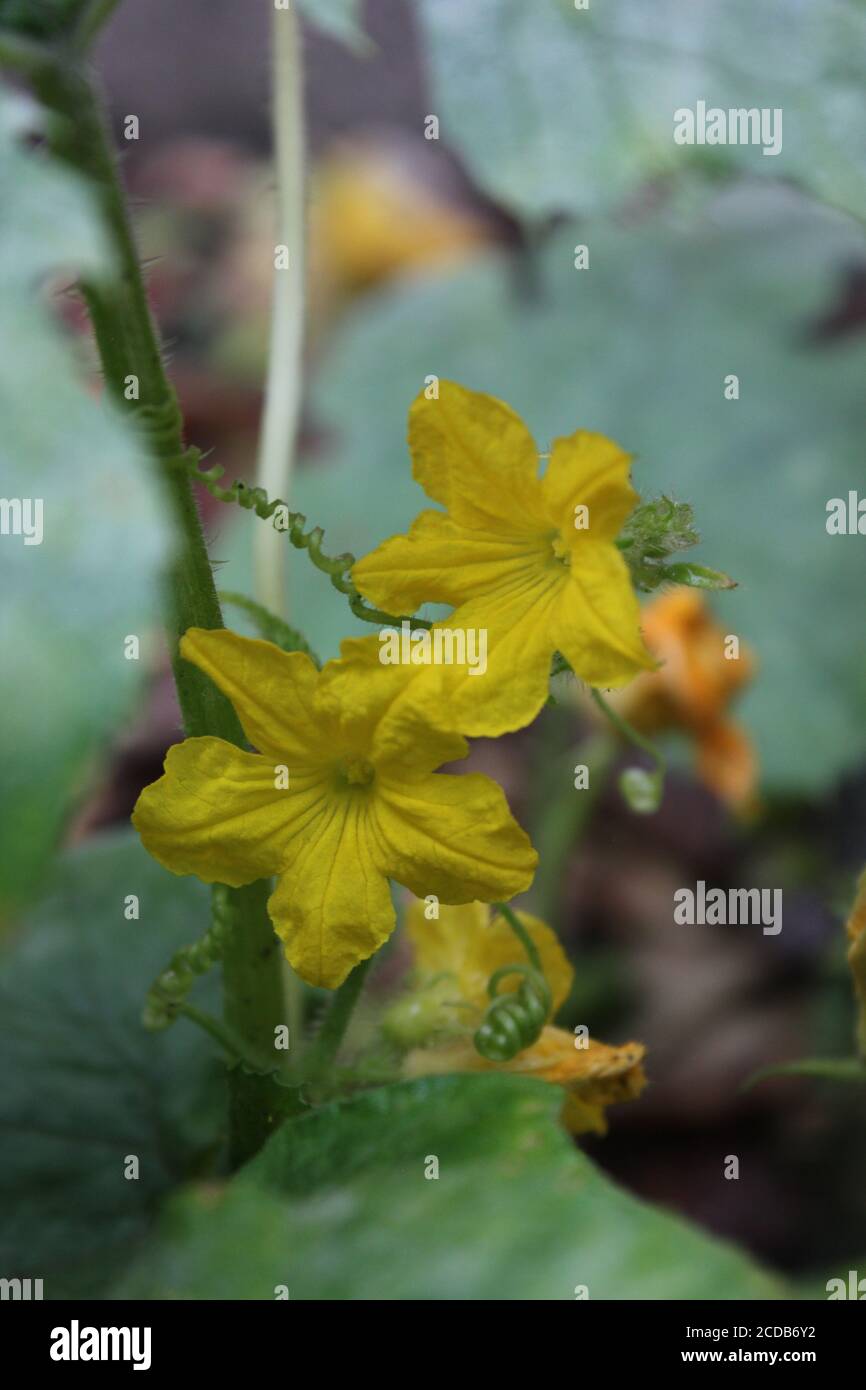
[0, 833, 225, 1298]
[0, 87, 168, 908]
[119, 1073, 786, 1299]
[415, 0, 866, 224]
[274, 183, 866, 793]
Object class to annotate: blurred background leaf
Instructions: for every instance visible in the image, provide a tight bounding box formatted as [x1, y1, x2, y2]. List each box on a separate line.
[415, 0, 866, 224]
[296, 0, 369, 51]
[0, 85, 169, 910]
[0, 0, 87, 42]
[0, 832, 224, 1298]
[118, 1073, 787, 1300]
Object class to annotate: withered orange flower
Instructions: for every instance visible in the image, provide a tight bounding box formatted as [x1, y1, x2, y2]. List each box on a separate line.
[610, 590, 757, 810]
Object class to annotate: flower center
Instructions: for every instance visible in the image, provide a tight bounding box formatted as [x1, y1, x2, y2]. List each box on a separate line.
[341, 757, 375, 788]
[551, 534, 571, 567]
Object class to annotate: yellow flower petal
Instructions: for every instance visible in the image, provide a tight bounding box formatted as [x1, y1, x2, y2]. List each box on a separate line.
[315, 633, 468, 771]
[423, 575, 563, 737]
[406, 899, 573, 1015]
[408, 381, 547, 533]
[405, 899, 489, 977]
[132, 737, 300, 887]
[541, 429, 638, 540]
[373, 770, 537, 905]
[553, 544, 655, 688]
[268, 796, 395, 989]
[181, 628, 328, 761]
[352, 508, 545, 612]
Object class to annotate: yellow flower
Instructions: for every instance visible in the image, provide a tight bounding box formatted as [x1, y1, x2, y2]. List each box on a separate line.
[611, 590, 757, 810]
[400, 899, 646, 1134]
[352, 381, 654, 739]
[309, 139, 489, 299]
[132, 629, 537, 989]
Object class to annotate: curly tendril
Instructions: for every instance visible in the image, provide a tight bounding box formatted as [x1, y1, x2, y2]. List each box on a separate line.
[142, 883, 233, 1031]
[472, 902, 554, 1062]
[175, 446, 432, 631]
[473, 963, 553, 1062]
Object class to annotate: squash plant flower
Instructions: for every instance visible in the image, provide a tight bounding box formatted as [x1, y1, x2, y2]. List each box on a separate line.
[133, 629, 537, 988]
[608, 589, 756, 809]
[352, 381, 654, 738]
[393, 900, 646, 1135]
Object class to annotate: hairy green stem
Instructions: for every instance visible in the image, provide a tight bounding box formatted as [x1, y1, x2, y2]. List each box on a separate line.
[32, 57, 286, 1165]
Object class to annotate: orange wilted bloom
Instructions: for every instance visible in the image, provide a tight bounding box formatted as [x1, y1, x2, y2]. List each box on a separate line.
[612, 590, 757, 810]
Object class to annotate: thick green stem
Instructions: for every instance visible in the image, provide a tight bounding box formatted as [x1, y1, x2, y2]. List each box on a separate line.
[33, 58, 286, 1165]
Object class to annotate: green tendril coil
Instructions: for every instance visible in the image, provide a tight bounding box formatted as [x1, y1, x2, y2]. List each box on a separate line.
[142, 883, 233, 1031]
[177, 448, 431, 631]
[473, 963, 553, 1062]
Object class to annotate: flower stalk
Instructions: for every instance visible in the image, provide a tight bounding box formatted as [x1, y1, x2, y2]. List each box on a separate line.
[254, 3, 306, 618]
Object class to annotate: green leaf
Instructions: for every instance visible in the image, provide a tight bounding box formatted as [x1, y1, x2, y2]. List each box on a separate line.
[416, 0, 866, 225]
[119, 1074, 787, 1300]
[0, 833, 226, 1298]
[657, 562, 736, 591]
[282, 183, 866, 793]
[296, 0, 370, 52]
[218, 590, 320, 665]
[0, 87, 169, 909]
[745, 1058, 866, 1089]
